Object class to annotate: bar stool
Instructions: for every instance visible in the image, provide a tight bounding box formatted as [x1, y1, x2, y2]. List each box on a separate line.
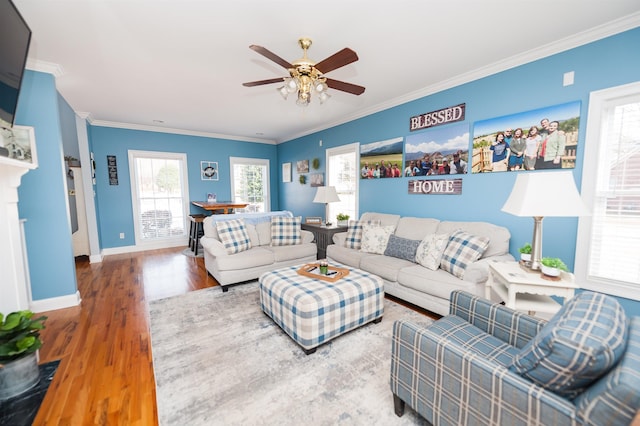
[188, 214, 206, 256]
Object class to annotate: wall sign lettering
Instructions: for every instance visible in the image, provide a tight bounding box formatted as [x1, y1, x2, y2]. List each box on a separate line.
[408, 178, 462, 195]
[409, 103, 466, 131]
[107, 155, 118, 185]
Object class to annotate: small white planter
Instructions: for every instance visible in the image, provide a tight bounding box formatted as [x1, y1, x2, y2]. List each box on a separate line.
[541, 265, 560, 277]
[337, 220, 349, 227]
[520, 253, 531, 262]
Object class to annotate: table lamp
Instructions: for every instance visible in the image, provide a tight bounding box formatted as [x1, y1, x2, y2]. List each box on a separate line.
[313, 186, 340, 225]
[501, 171, 589, 271]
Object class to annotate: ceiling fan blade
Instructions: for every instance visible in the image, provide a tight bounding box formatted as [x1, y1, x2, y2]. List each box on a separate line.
[249, 45, 293, 69]
[315, 48, 359, 74]
[326, 78, 365, 95]
[242, 77, 285, 87]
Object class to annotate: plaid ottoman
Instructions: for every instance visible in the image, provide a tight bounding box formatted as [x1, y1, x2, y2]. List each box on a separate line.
[259, 263, 384, 354]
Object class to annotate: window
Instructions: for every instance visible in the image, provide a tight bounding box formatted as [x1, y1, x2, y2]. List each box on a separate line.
[230, 157, 270, 213]
[576, 82, 640, 300]
[128, 150, 189, 246]
[326, 143, 358, 222]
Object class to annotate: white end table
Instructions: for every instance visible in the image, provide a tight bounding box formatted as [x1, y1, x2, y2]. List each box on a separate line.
[485, 261, 578, 316]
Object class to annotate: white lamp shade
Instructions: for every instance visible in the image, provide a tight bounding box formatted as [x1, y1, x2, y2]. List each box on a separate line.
[501, 171, 590, 217]
[313, 186, 340, 204]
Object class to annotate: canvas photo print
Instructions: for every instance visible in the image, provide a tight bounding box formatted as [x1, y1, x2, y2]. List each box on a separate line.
[472, 101, 580, 173]
[404, 122, 469, 176]
[360, 137, 404, 179]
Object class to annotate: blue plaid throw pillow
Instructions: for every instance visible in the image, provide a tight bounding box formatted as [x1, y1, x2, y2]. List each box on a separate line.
[440, 230, 489, 279]
[344, 219, 381, 249]
[215, 219, 252, 254]
[270, 216, 302, 246]
[509, 291, 628, 399]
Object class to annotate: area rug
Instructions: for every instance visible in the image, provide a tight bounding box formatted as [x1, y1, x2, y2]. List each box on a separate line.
[148, 282, 433, 425]
[181, 247, 203, 258]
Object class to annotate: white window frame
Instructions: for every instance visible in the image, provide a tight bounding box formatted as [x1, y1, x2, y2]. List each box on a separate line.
[326, 142, 359, 222]
[229, 156, 271, 213]
[575, 81, 640, 301]
[128, 150, 189, 248]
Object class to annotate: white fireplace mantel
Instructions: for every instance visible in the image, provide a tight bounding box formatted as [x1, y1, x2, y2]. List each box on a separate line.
[0, 156, 36, 314]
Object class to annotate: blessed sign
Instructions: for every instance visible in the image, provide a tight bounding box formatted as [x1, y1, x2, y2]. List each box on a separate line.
[409, 103, 466, 131]
[408, 178, 462, 195]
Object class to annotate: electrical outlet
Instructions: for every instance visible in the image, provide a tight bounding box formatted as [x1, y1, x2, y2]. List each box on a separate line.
[563, 71, 575, 86]
[119, 233, 125, 239]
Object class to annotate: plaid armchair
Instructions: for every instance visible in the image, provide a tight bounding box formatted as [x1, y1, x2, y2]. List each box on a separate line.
[390, 290, 640, 426]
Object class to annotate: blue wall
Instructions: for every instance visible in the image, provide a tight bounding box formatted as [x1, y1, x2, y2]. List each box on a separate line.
[16, 70, 78, 301]
[277, 28, 640, 314]
[88, 126, 278, 248]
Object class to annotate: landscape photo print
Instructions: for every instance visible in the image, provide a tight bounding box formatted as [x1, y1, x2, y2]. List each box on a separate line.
[360, 137, 404, 179]
[404, 122, 469, 176]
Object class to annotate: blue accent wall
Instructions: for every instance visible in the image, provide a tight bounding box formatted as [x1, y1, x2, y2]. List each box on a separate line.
[16, 70, 78, 301]
[88, 126, 278, 248]
[277, 28, 640, 314]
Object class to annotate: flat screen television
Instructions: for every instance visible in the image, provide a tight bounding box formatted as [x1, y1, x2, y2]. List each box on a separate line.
[0, 0, 32, 129]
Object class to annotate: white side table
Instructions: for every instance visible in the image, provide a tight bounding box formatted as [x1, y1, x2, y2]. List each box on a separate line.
[485, 261, 578, 316]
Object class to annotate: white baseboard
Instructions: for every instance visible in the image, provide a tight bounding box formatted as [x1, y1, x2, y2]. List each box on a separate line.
[30, 290, 82, 313]
[89, 253, 103, 263]
[101, 238, 189, 256]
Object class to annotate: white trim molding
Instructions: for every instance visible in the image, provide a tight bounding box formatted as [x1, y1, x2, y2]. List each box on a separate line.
[576, 80, 640, 301]
[30, 291, 82, 312]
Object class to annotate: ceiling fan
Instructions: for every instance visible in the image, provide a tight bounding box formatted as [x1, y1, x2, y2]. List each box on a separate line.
[242, 37, 365, 107]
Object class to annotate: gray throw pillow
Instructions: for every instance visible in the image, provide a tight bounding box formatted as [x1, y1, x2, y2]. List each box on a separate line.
[384, 234, 421, 262]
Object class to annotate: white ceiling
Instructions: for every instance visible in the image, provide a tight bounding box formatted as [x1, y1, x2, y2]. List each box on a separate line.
[13, 0, 640, 144]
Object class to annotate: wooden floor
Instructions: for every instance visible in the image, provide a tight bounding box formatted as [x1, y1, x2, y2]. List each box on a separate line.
[33, 248, 217, 425]
[31, 247, 439, 425]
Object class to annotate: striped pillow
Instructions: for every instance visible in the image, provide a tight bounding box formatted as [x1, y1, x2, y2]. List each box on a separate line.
[270, 216, 302, 246]
[440, 230, 489, 279]
[344, 219, 381, 249]
[509, 291, 628, 399]
[216, 219, 252, 254]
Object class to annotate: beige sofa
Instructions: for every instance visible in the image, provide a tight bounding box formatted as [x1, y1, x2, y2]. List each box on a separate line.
[327, 212, 514, 316]
[200, 211, 317, 291]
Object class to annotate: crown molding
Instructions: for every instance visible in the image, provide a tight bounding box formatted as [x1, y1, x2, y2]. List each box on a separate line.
[25, 59, 64, 77]
[89, 119, 276, 145]
[75, 111, 92, 120]
[279, 13, 640, 143]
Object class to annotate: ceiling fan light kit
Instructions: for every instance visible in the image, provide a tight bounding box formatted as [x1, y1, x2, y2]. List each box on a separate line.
[243, 37, 364, 107]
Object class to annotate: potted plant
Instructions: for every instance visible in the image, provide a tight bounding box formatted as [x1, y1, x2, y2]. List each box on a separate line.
[0, 311, 47, 401]
[336, 213, 350, 226]
[540, 257, 569, 277]
[518, 243, 532, 262]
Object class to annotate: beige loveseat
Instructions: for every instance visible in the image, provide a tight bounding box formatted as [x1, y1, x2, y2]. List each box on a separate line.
[200, 211, 317, 291]
[327, 212, 514, 316]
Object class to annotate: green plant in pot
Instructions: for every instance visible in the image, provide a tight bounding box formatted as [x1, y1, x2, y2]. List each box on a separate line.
[518, 243, 532, 262]
[336, 213, 350, 226]
[0, 311, 47, 401]
[540, 257, 569, 277]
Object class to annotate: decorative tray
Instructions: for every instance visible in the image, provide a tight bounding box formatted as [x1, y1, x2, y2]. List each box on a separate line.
[296, 263, 350, 282]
